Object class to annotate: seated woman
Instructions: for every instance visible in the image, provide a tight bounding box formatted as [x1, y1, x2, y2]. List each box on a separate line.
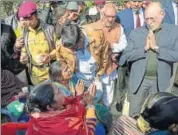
[49, 61, 112, 134]
[25, 83, 102, 135]
[1, 69, 27, 108]
[1, 69, 28, 123]
[50, 21, 107, 103]
[49, 60, 84, 96]
[109, 92, 178, 135]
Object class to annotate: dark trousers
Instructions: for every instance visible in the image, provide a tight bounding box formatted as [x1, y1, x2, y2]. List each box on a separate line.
[129, 77, 158, 117]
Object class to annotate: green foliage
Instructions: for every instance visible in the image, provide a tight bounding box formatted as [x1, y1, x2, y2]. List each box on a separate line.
[115, 0, 124, 6]
[0, 0, 22, 19]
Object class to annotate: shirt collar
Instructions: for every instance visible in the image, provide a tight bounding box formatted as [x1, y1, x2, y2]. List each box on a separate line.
[172, 1, 178, 6]
[133, 8, 143, 14]
[28, 21, 41, 33]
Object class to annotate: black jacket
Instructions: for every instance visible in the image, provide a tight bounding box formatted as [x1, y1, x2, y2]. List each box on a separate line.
[1, 23, 25, 74]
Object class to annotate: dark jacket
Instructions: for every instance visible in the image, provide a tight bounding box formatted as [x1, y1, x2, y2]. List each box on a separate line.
[119, 24, 178, 93]
[1, 23, 25, 74]
[4, 14, 18, 30]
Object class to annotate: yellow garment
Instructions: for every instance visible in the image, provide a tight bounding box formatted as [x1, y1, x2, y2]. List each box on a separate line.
[55, 43, 77, 73]
[137, 115, 151, 133]
[21, 26, 56, 85]
[86, 107, 96, 119]
[15, 27, 22, 38]
[53, 27, 109, 78]
[82, 25, 109, 77]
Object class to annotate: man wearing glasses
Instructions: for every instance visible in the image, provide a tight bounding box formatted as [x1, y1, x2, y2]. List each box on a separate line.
[87, 3, 127, 107]
[119, 2, 178, 117]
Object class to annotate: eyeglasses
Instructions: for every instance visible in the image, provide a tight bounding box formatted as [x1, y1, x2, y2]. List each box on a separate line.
[145, 17, 155, 22]
[103, 12, 116, 19]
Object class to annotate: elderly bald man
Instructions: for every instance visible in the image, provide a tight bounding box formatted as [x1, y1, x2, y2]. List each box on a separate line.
[85, 3, 127, 106]
[119, 2, 178, 117]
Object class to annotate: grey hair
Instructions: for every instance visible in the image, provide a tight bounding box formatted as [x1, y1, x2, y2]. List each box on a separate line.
[145, 2, 165, 14]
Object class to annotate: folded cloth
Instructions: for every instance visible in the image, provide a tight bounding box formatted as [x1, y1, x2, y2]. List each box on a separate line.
[108, 116, 144, 135]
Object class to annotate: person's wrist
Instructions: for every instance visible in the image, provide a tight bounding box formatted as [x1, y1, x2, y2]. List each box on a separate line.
[87, 104, 95, 109]
[14, 95, 19, 100]
[15, 47, 21, 52]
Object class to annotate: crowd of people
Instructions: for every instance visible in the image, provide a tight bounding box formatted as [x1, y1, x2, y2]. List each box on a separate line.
[1, 0, 178, 135]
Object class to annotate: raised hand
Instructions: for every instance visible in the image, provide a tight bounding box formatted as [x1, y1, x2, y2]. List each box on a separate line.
[75, 80, 85, 96]
[87, 84, 96, 105]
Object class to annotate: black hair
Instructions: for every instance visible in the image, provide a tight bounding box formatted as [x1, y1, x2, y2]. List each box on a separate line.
[49, 61, 64, 81]
[61, 21, 81, 48]
[25, 83, 56, 113]
[141, 92, 178, 134]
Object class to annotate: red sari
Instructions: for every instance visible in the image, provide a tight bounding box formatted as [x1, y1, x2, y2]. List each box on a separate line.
[26, 97, 90, 135]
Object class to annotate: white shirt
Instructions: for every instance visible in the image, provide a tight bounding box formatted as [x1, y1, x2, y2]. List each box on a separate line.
[112, 26, 128, 53]
[100, 26, 128, 84]
[172, 1, 178, 25]
[75, 34, 103, 103]
[132, 8, 144, 29]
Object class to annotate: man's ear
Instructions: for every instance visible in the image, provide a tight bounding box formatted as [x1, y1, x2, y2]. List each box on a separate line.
[46, 105, 55, 111]
[161, 10, 165, 18]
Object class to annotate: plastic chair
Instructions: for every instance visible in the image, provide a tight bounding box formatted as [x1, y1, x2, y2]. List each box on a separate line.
[1, 122, 29, 135]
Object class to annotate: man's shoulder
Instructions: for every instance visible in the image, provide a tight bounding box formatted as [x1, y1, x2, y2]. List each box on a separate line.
[82, 21, 104, 36]
[130, 26, 147, 35]
[40, 21, 55, 36]
[160, 0, 172, 7]
[40, 21, 54, 30]
[83, 21, 101, 30]
[4, 14, 17, 24]
[117, 8, 132, 17]
[1, 23, 15, 36]
[162, 23, 178, 33]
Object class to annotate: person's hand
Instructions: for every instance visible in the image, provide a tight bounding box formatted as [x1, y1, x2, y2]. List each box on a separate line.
[144, 35, 150, 51]
[67, 12, 79, 21]
[145, 31, 157, 51]
[149, 31, 158, 50]
[41, 54, 51, 64]
[75, 80, 85, 96]
[15, 92, 28, 100]
[111, 53, 119, 62]
[15, 37, 24, 49]
[58, 12, 69, 24]
[20, 54, 28, 64]
[87, 84, 96, 105]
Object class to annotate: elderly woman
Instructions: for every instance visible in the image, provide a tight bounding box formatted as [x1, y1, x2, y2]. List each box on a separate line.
[51, 21, 109, 103]
[25, 83, 99, 135]
[109, 92, 178, 135]
[48, 60, 84, 96]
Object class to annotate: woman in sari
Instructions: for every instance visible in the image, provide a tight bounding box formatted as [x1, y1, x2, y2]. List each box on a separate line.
[49, 60, 84, 96]
[48, 61, 111, 134]
[25, 83, 98, 135]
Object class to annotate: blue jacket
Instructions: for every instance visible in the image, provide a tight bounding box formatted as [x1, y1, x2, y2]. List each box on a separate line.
[116, 8, 145, 39]
[162, 0, 176, 25]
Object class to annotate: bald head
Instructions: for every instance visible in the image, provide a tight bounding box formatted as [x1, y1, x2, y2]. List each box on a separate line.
[144, 2, 165, 30]
[145, 2, 164, 15]
[101, 3, 117, 28]
[103, 3, 117, 14]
